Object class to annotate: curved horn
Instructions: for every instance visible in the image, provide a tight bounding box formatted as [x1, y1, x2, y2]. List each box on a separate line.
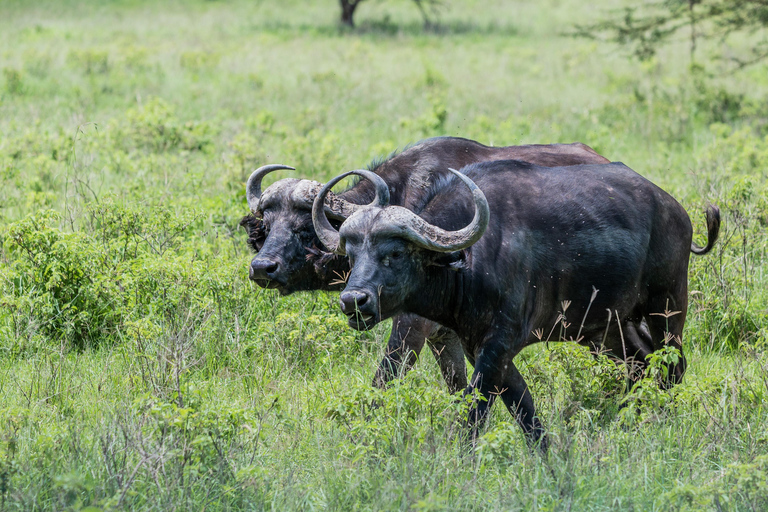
[374, 168, 489, 253]
[312, 170, 390, 254]
[292, 171, 384, 220]
[246, 164, 295, 212]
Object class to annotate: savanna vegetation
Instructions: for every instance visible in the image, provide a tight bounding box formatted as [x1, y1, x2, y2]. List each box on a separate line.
[0, 0, 767, 510]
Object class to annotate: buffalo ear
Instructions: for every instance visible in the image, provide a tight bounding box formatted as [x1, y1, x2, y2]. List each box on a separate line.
[239, 213, 262, 230]
[240, 214, 266, 253]
[427, 250, 467, 271]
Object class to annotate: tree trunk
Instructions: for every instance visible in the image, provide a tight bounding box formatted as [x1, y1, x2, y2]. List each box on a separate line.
[413, 0, 433, 30]
[340, 0, 362, 27]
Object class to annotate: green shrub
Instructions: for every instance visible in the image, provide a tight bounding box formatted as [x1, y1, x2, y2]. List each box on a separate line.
[1, 211, 121, 349]
[475, 421, 523, 465]
[116, 98, 214, 153]
[0, 200, 246, 352]
[179, 50, 220, 71]
[399, 93, 448, 137]
[2, 68, 24, 95]
[66, 48, 109, 75]
[618, 345, 682, 426]
[323, 376, 468, 459]
[119, 44, 151, 71]
[522, 343, 626, 430]
[22, 48, 53, 78]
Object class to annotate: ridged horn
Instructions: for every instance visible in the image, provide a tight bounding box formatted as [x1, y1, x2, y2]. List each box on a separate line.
[291, 174, 380, 220]
[312, 170, 390, 254]
[372, 168, 489, 253]
[245, 164, 295, 212]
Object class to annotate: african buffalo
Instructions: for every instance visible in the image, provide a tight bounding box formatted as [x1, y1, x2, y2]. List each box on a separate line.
[312, 161, 720, 448]
[241, 137, 611, 393]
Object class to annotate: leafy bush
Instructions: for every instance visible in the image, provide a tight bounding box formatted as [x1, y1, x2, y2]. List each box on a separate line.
[522, 343, 626, 431]
[179, 50, 220, 71]
[2, 68, 24, 95]
[66, 48, 109, 75]
[1, 210, 121, 349]
[116, 98, 214, 153]
[0, 199, 248, 352]
[265, 312, 358, 371]
[324, 376, 468, 459]
[399, 93, 448, 137]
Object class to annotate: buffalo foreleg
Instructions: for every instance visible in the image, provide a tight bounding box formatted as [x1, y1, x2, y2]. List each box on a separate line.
[464, 340, 546, 452]
[426, 327, 467, 393]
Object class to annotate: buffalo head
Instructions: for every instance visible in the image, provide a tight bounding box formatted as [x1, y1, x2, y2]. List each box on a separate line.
[241, 164, 368, 294]
[312, 168, 489, 329]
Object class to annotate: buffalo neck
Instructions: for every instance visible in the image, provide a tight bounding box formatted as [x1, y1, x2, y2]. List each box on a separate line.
[401, 265, 483, 341]
[316, 253, 352, 292]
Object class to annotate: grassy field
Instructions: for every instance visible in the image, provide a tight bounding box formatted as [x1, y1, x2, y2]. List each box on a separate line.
[1, 0, 767, 510]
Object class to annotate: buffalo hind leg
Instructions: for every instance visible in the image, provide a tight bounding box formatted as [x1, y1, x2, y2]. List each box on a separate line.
[644, 291, 688, 388]
[373, 313, 428, 388]
[622, 321, 654, 384]
[426, 327, 467, 393]
[585, 319, 653, 387]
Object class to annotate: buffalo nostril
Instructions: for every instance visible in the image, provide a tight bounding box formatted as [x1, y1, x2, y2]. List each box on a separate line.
[251, 258, 280, 279]
[340, 290, 369, 313]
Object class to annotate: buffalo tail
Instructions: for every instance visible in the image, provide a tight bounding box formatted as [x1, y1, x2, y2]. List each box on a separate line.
[691, 204, 721, 255]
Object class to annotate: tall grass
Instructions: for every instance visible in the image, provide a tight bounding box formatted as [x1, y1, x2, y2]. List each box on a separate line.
[0, 0, 766, 509]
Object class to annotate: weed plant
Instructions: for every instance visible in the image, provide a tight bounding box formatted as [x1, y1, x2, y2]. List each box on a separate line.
[0, 0, 767, 510]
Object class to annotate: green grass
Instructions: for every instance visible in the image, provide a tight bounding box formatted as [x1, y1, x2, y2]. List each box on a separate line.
[1, 0, 767, 510]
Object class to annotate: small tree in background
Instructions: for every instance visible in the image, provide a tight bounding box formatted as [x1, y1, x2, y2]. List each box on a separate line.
[574, 0, 768, 69]
[339, 0, 442, 29]
[412, 0, 441, 29]
[339, 0, 365, 27]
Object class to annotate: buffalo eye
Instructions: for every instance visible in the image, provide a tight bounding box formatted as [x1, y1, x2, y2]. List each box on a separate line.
[382, 250, 402, 267]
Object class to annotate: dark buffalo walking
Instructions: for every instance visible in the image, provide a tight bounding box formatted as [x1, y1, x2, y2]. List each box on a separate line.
[313, 160, 720, 448]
